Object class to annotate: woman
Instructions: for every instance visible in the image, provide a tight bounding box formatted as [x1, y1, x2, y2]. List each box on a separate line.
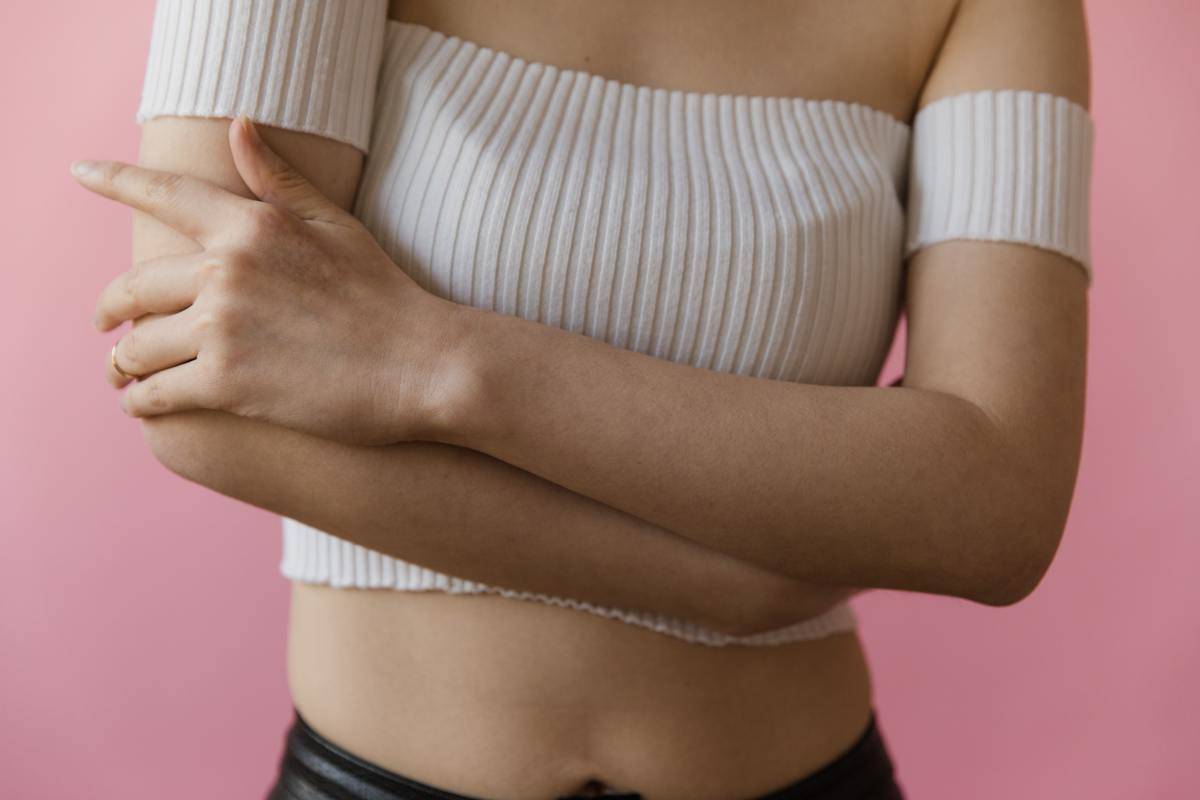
[74, 0, 1094, 797]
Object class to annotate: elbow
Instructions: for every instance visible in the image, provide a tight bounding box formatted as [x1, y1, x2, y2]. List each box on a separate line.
[968, 505, 1070, 608]
[958, 407, 1078, 609]
[972, 547, 1054, 607]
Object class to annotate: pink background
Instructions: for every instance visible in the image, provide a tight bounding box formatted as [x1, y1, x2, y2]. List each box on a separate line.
[3, 1, 1196, 798]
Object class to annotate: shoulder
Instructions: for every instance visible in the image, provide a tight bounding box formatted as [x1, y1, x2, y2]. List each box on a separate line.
[919, 0, 1090, 109]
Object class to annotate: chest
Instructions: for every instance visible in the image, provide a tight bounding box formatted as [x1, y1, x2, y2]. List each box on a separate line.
[355, 20, 915, 387]
[387, 0, 957, 123]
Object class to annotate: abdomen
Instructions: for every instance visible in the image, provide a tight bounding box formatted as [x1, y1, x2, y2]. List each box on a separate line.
[287, 582, 874, 798]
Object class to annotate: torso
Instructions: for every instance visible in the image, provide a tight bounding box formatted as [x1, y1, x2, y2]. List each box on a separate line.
[288, 2, 958, 797]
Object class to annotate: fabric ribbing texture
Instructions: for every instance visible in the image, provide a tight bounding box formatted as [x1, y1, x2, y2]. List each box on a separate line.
[135, 3, 1096, 647]
[905, 89, 1095, 286]
[136, 0, 387, 152]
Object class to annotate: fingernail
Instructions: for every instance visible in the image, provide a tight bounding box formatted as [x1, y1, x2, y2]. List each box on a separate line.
[71, 160, 99, 178]
[239, 114, 261, 144]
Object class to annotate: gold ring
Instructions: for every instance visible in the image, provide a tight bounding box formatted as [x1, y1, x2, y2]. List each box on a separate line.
[111, 341, 137, 380]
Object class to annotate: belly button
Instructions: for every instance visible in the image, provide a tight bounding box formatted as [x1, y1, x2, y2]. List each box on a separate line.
[573, 779, 613, 796]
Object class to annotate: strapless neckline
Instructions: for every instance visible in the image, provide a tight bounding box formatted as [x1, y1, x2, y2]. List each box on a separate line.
[385, 19, 914, 131]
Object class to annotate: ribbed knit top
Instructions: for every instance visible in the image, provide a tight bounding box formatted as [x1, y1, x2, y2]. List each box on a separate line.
[136, 0, 1095, 647]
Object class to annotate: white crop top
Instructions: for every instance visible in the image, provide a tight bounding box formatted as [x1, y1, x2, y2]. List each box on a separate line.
[136, 0, 1095, 647]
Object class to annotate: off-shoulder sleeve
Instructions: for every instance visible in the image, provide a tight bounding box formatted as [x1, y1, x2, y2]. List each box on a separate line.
[135, 0, 388, 153]
[904, 89, 1096, 288]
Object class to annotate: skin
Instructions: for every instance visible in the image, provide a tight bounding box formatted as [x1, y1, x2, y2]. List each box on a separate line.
[85, 117, 456, 446]
[78, 0, 1090, 797]
[94, 119, 862, 638]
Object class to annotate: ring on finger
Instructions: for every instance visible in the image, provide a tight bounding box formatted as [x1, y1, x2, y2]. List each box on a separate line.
[111, 340, 138, 380]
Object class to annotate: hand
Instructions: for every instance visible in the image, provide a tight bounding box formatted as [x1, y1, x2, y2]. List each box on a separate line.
[74, 115, 465, 446]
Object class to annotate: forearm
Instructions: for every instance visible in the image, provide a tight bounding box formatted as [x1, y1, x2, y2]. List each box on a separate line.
[432, 304, 1054, 606]
[124, 117, 853, 635]
[140, 410, 858, 635]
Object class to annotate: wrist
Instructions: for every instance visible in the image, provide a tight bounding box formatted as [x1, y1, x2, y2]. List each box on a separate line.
[416, 299, 504, 448]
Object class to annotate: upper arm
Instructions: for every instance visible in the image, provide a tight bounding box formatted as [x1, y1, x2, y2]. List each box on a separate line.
[901, 0, 1093, 596]
[134, 117, 364, 263]
[129, 0, 387, 463]
[132, 0, 388, 262]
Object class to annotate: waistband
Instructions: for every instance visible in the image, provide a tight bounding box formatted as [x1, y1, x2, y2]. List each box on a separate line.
[268, 707, 903, 800]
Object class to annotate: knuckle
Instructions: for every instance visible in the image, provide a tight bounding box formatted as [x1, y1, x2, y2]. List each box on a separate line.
[144, 171, 184, 203]
[192, 298, 238, 339]
[199, 250, 251, 295]
[196, 252, 232, 287]
[123, 261, 143, 305]
[195, 255, 224, 289]
[100, 161, 128, 184]
[243, 203, 293, 239]
[119, 332, 143, 371]
[191, 306, 221, 338]
[272, 169, 308, 196]
[145, 377, 168, 412]
[190, 307, 221, 341]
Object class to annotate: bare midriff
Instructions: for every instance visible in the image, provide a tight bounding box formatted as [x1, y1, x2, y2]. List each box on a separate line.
[288, 1, 956, 797]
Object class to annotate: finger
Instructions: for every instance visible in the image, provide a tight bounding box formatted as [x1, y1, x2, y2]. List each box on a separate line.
[70, 159, 254, 245]
[108, 308, 201, 389]
[106, 311, 168, 388]
[94, 251, 210, 332]
[120, 359, 214, 418]
[228, 115, 349, 225]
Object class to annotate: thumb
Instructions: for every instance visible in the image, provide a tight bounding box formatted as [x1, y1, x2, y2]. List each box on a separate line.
[229, 115, 347, 224]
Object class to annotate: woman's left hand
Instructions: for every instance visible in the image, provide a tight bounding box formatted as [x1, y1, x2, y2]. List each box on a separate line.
[74, 115, 466, 446]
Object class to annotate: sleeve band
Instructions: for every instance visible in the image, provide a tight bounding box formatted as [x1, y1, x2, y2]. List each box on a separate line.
[136, 0, 387, 153]
[905, 89, 1096, 287]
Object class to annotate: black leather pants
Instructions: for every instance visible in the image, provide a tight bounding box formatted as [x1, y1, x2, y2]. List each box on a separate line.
[266, 707, 905, 800]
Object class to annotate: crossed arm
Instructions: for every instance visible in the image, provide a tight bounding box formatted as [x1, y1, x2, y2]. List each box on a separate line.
[417, 0, 1089, 606]
[96, 0, 1089, 632]
[125, 117, 858, 638]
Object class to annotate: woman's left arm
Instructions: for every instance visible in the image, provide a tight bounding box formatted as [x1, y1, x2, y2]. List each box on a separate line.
[429, 0, 1094, 607]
